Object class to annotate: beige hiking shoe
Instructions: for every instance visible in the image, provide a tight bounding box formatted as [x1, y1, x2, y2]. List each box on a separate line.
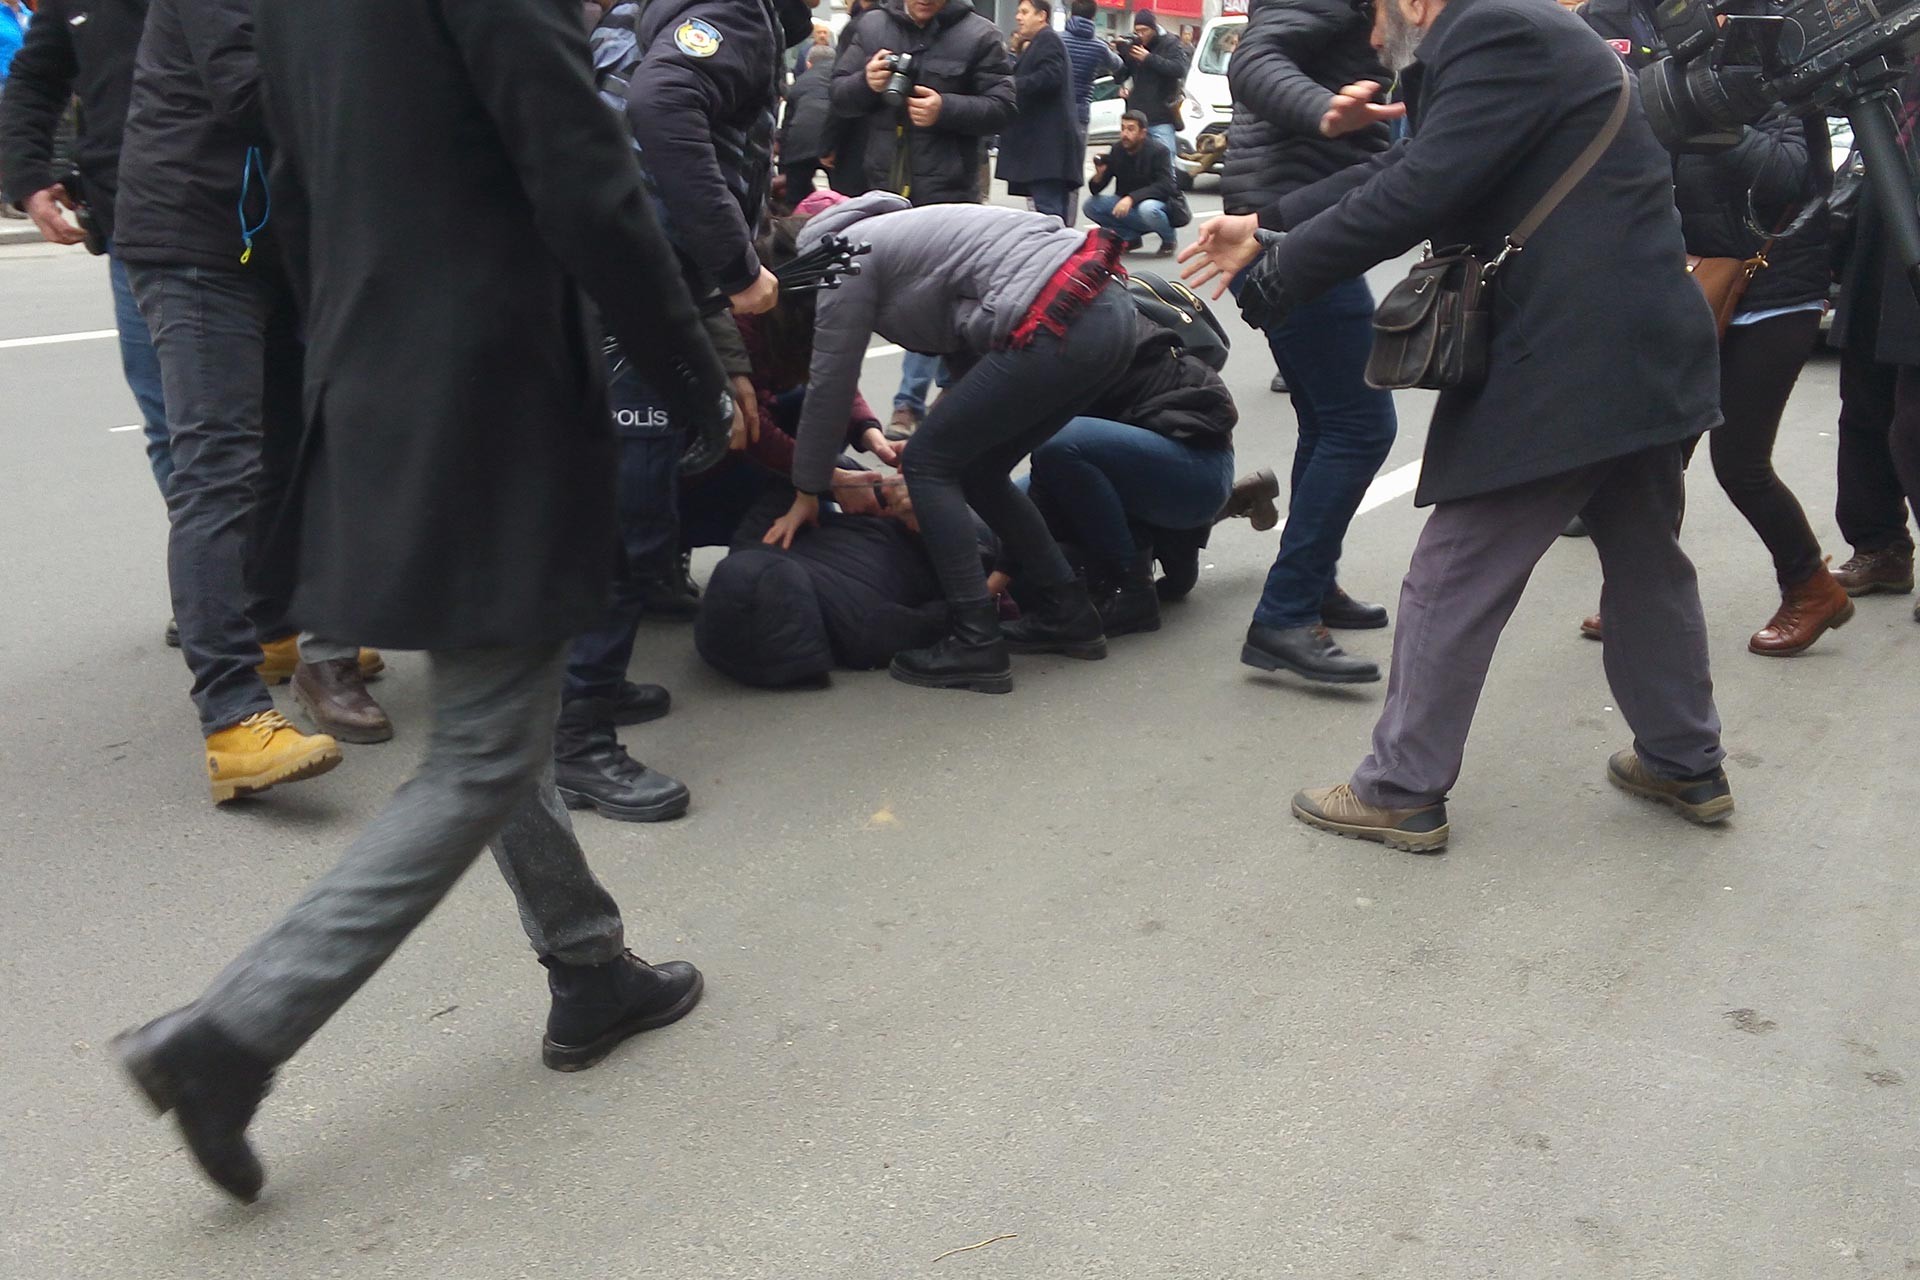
[1606, 750, 1733, 825]
[1292, 783, 1449, 854]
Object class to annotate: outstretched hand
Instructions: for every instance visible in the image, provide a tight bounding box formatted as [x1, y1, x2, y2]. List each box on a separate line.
[1177, 213, 1261, 300]
[763, 492, 821, 549]
[1320, 81, 1405, 139]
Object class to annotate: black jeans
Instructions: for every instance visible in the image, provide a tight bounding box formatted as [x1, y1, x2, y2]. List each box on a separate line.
[1836, 341, 1920, 554]
[900, 283, 1137, 607]
[563, 364, 681, 704]
[1710, 310, 1826, 587]
[129, 262, 302, 735]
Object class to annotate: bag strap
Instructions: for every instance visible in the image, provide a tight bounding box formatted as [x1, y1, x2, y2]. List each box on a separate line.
[1486, 59, 1633, 278]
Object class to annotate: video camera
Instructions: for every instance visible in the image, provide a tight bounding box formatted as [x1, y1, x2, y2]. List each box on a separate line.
[1635, 0, 1920, 303]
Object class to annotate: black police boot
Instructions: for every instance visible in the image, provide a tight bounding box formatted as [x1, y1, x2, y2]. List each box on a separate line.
[553, 698, 691, 822]
[112, 1006, 277, 1203]
[540, 951, 705, 1072]
[1002, 578, 1108, 659]
[610, 680, 672, 726]
[1241, 622, 1381, 684]
[637, 552, 701, 619]
[890, 599, 1014, 694]
[1095, 551, 1162, 638]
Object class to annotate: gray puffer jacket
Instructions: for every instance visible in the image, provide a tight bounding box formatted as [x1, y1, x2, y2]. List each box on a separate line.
[791, 193, 1082, 491]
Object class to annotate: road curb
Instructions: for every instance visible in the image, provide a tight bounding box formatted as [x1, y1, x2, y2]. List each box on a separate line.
[0, 224, 48, 246]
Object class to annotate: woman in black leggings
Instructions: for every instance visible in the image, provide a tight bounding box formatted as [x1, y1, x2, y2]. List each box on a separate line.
[1587, 113, 1846, 655]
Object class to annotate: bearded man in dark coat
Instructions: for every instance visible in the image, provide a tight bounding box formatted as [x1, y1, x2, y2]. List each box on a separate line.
[111, 0, 731, 1205]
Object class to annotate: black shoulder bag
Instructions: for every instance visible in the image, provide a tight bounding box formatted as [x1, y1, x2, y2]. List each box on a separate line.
[1364, 59, 1633, 392]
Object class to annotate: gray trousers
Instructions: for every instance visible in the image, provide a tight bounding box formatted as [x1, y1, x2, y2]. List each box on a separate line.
[196, 645, 626, 1063]
[1351, 443, 1725, 810]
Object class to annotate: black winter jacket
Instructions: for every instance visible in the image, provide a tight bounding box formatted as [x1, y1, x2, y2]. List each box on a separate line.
[114, 0, 268, 270]
[1674, 116, 1831, 315]
[0, 0, 147, 237]
[780, 51, 836, 163]
[830, 0, 1015, 205]
[1088, 137, 1182, 216]
[1086, 317, 1236, 445]
[1221, 0, 1389, 215]
[1113, 29, 1188, 129]
[997, 26, 1083, 192]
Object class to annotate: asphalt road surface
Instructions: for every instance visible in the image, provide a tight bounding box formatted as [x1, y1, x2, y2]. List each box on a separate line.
[3, 188, 1917, 1279]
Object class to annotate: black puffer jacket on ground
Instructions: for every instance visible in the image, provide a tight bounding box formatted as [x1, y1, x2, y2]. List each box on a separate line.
[696, 494, 949, 686]
[1220, 0, 1388, 216]
[1674, 114, 1831, 315]
[1085, 316, 1236, 445]
[830, 0, 1014, 204]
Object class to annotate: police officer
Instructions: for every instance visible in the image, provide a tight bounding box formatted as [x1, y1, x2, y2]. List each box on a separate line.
[553, 0, 817, 824]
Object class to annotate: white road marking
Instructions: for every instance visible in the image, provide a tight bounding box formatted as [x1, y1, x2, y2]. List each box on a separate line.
[1355, 459, 1421, 516]
[867, 343, 904, 358]
[107, 424, 143, 433]
[0, 328, 117, 351]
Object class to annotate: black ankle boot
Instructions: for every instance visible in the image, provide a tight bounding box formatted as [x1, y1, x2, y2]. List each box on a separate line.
[553, 698, 691, 822]
[610, 680, 672, 726]
[1095, 552, 1162, 638]
[1002, 578, 1108, 658]
[890, 600, 1013, 693]
[541, 951, 705, 1071]
[112, 1007, 277, 1203]
[1152, 527, 1206, 601]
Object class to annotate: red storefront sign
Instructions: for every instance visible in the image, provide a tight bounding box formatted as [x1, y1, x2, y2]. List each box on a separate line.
[1096, 0, 1204, 20]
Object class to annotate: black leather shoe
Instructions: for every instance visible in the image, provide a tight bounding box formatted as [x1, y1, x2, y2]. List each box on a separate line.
[1320, 585, 1388, 630]
[1094, 552, 1162, 638]
[637, 553, 701, 619]
[164, 618, 181, 648]
[1269, 371, 1289, 394]
[1241, 623, 1381, 684]
[112, 1007, 276, 1203]
[1002, 579, 1108, 659]
[890, 600, 1013, 693]
[1153, 527, 1206, 601]
[611, 680, 671, 726]
[554, 699, 690, 822]
[541, 952, 704, 1072]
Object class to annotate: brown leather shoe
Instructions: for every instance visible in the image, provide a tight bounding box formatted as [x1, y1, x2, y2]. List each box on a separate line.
[1292, 783, 1449, 854]
[291, 658, 394, 744]
[1579, 612, 1603, 641]
[1215, 468, 1281, 531]
[1831, 545, 1914, 596]
[1749, 564, 1855, 656]
[884, 406, 921, 442]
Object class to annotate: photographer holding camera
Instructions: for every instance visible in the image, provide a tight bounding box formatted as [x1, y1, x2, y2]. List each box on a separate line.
[832, 0, 1015, 439]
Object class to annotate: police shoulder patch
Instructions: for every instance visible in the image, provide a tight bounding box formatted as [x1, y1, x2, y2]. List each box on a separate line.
[675, 18, 724, 57]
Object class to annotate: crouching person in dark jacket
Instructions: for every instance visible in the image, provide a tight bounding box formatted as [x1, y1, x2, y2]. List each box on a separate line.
[1182, 0, 1728, 854]
[1018, 303, 1237, 637]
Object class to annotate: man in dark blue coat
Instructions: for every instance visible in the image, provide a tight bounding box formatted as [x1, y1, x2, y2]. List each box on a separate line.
[1183, 0, 1728, 854]
[996, 0, 1083, 224]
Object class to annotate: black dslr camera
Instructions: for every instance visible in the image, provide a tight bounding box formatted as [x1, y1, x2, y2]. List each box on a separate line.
[1636, 0, 1920, 303]
[882, 52, 918, 108]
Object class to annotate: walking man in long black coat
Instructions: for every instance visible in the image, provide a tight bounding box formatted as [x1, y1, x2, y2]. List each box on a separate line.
[111, 0, 730, 1203]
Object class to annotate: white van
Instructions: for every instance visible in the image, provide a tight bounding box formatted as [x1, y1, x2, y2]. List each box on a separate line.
[1177, 14, 1245, 177]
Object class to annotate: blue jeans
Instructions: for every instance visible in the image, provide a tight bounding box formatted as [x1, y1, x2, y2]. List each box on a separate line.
[129, 261, 297, 734]
[563, 364, 681, 703]
[894, 350, 952, 418]
[1149, 123, 1178, 161]
[1246, 274, 1398, 629]
[1083, 193, 1176, 249]
[107, 242, 172, 495]
[1025, 416, 1234, 571]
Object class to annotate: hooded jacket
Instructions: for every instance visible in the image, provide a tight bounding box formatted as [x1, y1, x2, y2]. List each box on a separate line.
[829, 0, 1015, 204]
[1086, 316, 1236, 445]
[790, 192, 1084, 490]
[1220, 0, 1390, 215]
[1062, 13, 1119, 125]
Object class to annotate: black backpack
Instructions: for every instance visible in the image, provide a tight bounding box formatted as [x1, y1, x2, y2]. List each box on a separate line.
[1126, 270, 1231, 372]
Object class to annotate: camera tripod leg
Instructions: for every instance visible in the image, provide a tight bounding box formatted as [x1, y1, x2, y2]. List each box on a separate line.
[1849, 88, 1920, 308]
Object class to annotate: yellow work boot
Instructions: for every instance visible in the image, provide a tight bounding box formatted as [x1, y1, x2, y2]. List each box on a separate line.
[257, 636, 385, 686]
[205, 710, 342, 804]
